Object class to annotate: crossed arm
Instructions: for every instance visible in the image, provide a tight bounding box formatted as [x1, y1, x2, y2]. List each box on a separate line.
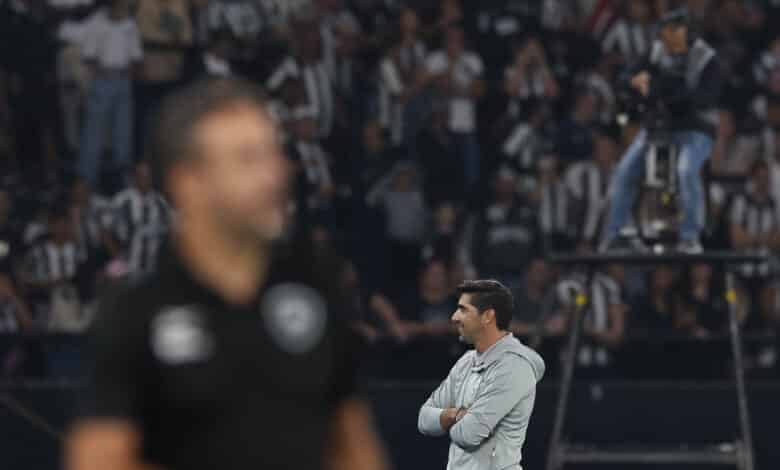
[418, 356, 535, 450]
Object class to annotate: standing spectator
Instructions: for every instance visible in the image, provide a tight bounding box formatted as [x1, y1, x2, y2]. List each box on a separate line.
[501, 98, 552, 175]
[328, 12, 369, 146]
[112, 161, 171, 270]
[367, 161, 427, 288]
[766, 128, 780, 223]
[417, 105, 460, 204]
[266, 25, 334, 138]
[565, 128, 618, 251]
[422, 26, 485, 193]
[288, 108, 336, 214]
[556, 90, 597, 163]
[579, 263, 628, 369]
[468, 168, 539, 286]
[753, 34, 780, 99]
[537, 154, 575, 253]
[710, 109, 763, 178]
[503, 36, 560, 119]
[70, 179, 118, 302]
[71, 178, 117, 266]
[730, 159, 780, 321]
[631, 264, 679, 333]
[395, 259, 457, 338]
[379, 7, 427, 148]
[0, 189, 32, 332]
[578, 53, 619, 125]
[135, 0, 193, 150]
[57, 17, 93, 157]
[510, 257, 563, 338]
[421, 202, 459, 267]
[601, 0, 654, 64]
[335, 258, 383, 343]
[675, 263, 729, 337]
[23, 206, 82, 331]
[78, 0, 143, 188]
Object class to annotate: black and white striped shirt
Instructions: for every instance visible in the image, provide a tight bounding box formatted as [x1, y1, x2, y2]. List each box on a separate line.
[730, 190, 778, 278]
[112, 187, 171, 249]
[266, 57, 334, 137]
[565, 161, 611, 242]
[539, 179, 572, 242]
[75, 196, 114, 262]
[602, 19, 651, 63]
[127, 224, 167, 275]
[378, 42, 426, 147]
[557, 271, 622, 366]
[502, 123, 545, 171]
[293, 140, 333, 209]
[28, 240, 79, 284]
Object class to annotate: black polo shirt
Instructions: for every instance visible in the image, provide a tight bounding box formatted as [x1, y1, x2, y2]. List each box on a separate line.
[83, 241, 359, 470]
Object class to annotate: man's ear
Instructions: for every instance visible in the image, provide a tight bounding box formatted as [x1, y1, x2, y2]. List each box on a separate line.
[483, 308, 496, 326]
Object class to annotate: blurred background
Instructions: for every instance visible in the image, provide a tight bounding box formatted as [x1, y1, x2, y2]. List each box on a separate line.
[1, 0, 780, 468]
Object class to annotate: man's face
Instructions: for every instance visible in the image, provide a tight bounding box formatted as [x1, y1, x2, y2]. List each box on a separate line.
[187, 104, 290, 243]
[660, 24, 688, 55]
[452, 293, 487, 345]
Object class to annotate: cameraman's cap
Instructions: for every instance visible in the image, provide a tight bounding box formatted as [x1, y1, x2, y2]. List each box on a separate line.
[658, 7, 689, 28]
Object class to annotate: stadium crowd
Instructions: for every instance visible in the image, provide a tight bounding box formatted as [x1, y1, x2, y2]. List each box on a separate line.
[1, 0, 780, 379]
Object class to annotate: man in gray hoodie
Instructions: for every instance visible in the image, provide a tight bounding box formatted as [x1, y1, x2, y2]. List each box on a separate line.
[418, 279, 545, 470]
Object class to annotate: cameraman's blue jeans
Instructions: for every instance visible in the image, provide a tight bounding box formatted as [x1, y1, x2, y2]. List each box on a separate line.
[604, 129, 714, 243]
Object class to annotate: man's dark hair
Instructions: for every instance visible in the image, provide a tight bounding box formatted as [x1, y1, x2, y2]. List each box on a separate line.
[456, 280, 514, 330]
[150, 77, 270, 195]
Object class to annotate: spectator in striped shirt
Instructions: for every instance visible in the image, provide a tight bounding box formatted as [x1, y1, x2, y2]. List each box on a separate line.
[537, 154, 576, 253]
[601, 0, 654, 65]
[564, 127, 618, 252]
[729, 159, 780, 325]
[378, 7, 426, 149]
[71, 178, 118, 266]
[0, 190, 33, 333]
[556, 263, 627, 370]
[266, 21, 335, 138]
[22, 206, 82, 329]
[111, 161, 171, 272]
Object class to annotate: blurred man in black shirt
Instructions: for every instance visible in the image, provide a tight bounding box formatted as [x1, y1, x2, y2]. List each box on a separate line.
[66, 78, 389, 470]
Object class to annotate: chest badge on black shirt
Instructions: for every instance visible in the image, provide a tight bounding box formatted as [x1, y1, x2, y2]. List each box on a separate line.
[151, 306, 215, 365]
[261, 283, 328, 355]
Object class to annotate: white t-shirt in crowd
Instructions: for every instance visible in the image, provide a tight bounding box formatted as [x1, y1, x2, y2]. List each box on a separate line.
[80, 10, 143, 70]
[426, 50, 484, 133]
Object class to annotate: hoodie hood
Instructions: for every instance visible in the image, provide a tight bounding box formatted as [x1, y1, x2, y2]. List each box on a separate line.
[476, 333, 546, 382]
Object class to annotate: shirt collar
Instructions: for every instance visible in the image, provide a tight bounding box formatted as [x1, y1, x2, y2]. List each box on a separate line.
[473, 333, 514, 372]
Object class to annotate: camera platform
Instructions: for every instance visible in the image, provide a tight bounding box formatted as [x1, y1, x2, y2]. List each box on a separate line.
[544, 251, 766, 470]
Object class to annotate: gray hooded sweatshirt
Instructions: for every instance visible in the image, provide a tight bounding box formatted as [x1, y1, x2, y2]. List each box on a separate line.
[418, 334, 545, 470]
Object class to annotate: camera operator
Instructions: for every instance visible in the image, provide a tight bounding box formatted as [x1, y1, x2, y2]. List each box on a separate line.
[600, 8, 722, 254]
